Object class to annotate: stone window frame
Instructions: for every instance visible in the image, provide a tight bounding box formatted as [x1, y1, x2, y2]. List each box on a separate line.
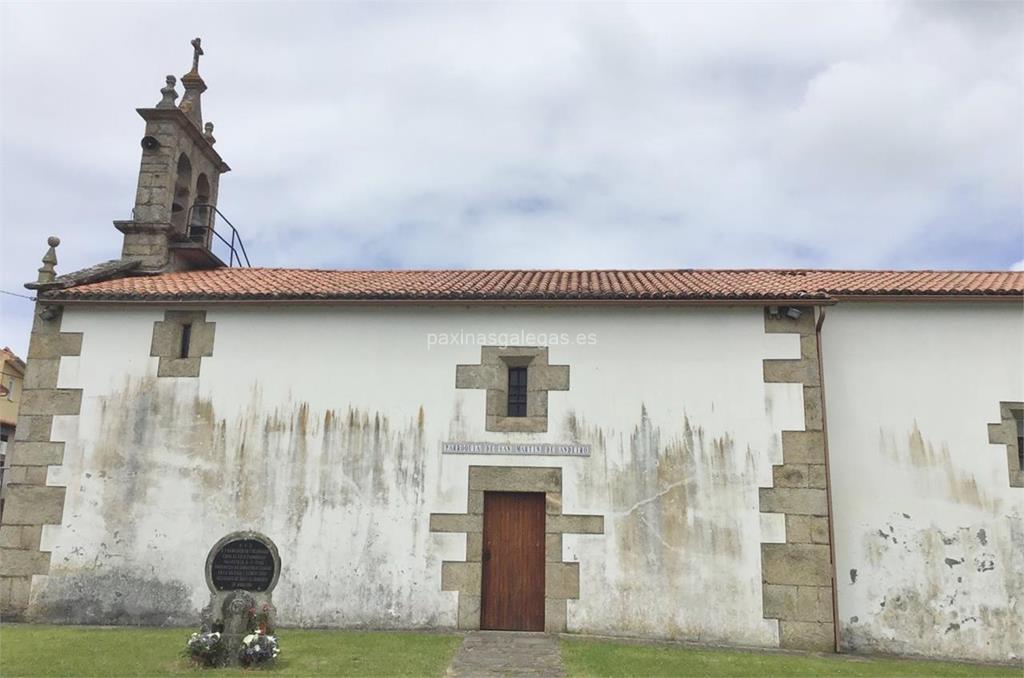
[151, 310, 215, 378]
[455, 346, 569, 433]
[988, 401, 1024, 488]
[429, 465, 603, 632]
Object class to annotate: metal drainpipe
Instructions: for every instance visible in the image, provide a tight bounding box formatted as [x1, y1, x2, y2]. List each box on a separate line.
[815, 306, 841, 653]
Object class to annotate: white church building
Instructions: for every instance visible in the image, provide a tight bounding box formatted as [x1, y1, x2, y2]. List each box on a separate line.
[1, 42, 1022, 664]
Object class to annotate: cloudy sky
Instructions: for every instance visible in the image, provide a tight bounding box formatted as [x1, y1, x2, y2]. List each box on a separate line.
[1, 1, 1022, 356]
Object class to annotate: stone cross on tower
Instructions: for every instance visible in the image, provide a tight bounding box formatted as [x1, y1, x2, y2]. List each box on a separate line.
[179, 36, 208, 128]
[191, 37, 204, 71]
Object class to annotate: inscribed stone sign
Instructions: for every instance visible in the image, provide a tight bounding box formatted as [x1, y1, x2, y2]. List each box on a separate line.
[442, 441, 590, 457]
[210, 538, 277, 591]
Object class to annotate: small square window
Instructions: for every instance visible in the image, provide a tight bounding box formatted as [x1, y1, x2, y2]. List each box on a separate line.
[507, 367, 528, 417]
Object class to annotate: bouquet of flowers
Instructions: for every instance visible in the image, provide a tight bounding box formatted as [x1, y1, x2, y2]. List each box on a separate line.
[185, 630, 226, 667]
[240, 629, 280, 666]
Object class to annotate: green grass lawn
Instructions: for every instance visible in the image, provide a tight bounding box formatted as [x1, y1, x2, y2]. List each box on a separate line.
[0, 625, 461, 677]
[562, 638, 1022, 678]
[3, 625, 1020, 678]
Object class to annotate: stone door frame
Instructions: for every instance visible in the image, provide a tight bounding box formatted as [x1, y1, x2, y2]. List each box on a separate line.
[429, 465, 603, 632]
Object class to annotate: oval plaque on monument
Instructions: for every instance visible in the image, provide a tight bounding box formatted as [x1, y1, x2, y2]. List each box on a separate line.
[205, 531, 281, 593]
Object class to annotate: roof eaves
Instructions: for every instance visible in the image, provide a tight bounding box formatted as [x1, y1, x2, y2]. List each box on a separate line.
[30, 258, 144, 292]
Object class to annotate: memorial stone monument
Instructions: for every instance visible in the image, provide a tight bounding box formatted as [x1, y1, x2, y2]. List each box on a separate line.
[202, 531, 280, 665]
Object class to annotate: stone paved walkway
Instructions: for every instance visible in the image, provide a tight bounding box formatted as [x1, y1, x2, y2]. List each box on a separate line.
[447, 631, 565, 678]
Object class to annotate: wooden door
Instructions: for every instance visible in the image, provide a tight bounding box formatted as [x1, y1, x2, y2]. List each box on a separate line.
[481, 491, 546, 631]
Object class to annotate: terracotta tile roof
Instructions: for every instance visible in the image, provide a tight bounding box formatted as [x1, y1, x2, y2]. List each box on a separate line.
[42, 268, 1024, 302]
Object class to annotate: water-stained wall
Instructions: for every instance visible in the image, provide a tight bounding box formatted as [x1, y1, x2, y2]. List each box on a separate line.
[824, 302, 1024, 663]
[31, 304, 797, 646]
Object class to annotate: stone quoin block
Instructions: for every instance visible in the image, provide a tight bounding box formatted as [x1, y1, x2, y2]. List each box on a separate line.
[485, 414, 548, 433]
[545, 492, 563, 515]
[0, 525, 43, 551]
[778, 620, 834, 652]
[468, 466, 561, 493]
[762, 583, 797, 619]
[810, 518, 830, 544]
[4, 467, 48, 485]
[785, 515, 812, 543]
[467, 490, 484, 514]
[803, 386, 824, 431]
[759, 487, 828, 516]
[762, 584, 833, 623]
[0, 577, 32, 611]
[1, 485, 67, 525]
[761, 544, 832, 587]
[547, 514, 604, 535]
[20, 388, 82, 416]
[545, 597, 568, 633]
[22, 359, 60, 390]
[26, 333, 82, 360]
[0, 527, 22, 549]
[764, 309, 816, 335]
[429, 513, 483, 534]
[457, 594, 481, 630]
[465, 533, 483, 561]
[545, 562, 580, 599]
[773, 463, 809, 488]
[763, 359, 811, 385]
[807, 464, 827, 489]
[0, 548, 52, 577]
[529, 365, 570, 391]
[13, 415, 53, 442]
[7, 442, 66, 467]
[545, 534, 563, 562]
[441, 561, 482, 593]
[781, 431, 826, 464]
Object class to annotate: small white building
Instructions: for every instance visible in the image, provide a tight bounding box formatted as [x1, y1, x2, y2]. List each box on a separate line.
[1, 44, 1021, 664]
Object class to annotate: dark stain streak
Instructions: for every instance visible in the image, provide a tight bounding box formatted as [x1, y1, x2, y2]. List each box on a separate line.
[849, 568, 858, 584]
[943, 557, 963, 568]
[876, 528, 898, 544]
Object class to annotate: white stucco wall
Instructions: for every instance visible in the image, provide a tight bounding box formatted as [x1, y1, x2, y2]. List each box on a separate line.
[36, 303, 801, 647]
[823, 302, 1024, 662]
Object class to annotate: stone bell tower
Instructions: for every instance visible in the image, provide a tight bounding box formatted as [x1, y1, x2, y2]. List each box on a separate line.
[115, 37, 231, 272]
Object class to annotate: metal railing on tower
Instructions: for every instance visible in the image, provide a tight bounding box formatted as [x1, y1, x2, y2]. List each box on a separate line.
[185, 203, 252, 267]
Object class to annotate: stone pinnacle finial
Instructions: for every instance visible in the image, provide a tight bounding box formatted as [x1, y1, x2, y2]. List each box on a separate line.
[203, 122, 216, 145]
[37, 236, 61, 283]
[156, 75, 178, 109]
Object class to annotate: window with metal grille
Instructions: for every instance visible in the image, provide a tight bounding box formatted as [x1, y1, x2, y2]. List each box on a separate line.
[180, 323, 193, 359]
[1016, 409, 1024, 471]
[507, 367, 528, 417]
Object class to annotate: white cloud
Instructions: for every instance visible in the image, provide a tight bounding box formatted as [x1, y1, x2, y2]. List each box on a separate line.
[1, 2, 1022, 355]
